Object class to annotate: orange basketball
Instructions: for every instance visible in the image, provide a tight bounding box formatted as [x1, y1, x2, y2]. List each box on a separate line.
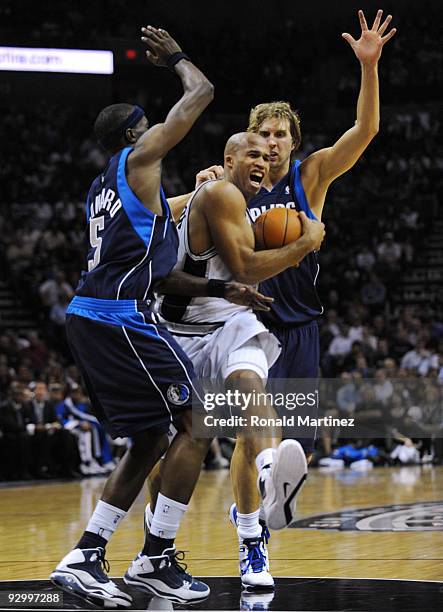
[253, 208, 302, 250]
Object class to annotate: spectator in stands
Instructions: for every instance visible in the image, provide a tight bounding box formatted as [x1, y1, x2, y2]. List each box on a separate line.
[401, 340, 439, 375]
[24, 381, 80, 478]
[360, 273, 387, 313]
[390, 326, 414, 362]
[377, 233, 402, 267]
[328, 324, 352, 359]
[56, 383, 114, 476]
[336, 372, 361, 416]
[343, 341, 366, 372]
[361, 326, 378, 352]
[356, 245, 376, 272]
[324, 310, 340, 338]
[38, 270, 74, 309]
[0, 382, 31, 480]
[374, 369, 394, 404]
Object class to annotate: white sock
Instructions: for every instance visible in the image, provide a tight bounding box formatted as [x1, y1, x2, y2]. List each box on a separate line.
[150, 493, 188, 539]
[85, 500, 126, 541]
[255, 448, 276, 473]
[145, 503, 154, 530]
[237, 509, 261, 540]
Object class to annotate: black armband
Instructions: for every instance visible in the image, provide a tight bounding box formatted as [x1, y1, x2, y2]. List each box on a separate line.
[207, 279, 227, 298]
[167, 52, 191, 72]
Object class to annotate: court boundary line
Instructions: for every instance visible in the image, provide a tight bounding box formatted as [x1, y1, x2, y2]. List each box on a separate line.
[0, 576, 442, 584]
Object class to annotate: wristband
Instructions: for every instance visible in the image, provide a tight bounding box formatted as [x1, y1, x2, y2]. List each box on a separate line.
[207, 279, 227, 298]
[167, 52, 191, 72]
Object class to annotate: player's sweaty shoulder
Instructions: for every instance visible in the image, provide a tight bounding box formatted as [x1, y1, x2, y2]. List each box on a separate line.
[198, 179, 245, 213]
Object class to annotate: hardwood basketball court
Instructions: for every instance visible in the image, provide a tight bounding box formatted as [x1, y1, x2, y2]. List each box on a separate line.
[0, 465, 442, 610]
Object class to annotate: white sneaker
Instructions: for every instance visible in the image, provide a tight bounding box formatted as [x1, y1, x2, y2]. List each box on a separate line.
[50, 547, 132, 608]
[79, 463, 91, 476]
[124, 547, 210, 603]
[258, 440, 307, 530]
[318, 457, 345, 469]
[89, 459, 108, 475]
[350, 459, 373, 471]
[239, 538, 274, 588]
[229, 503, 274, 589]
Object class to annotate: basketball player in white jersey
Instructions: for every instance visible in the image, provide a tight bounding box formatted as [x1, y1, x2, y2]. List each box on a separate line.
[153, 132, 325, 588]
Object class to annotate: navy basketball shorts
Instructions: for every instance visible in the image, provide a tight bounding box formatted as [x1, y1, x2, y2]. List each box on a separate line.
[66, 297, 198, 439]
[268, 320, 320, 454]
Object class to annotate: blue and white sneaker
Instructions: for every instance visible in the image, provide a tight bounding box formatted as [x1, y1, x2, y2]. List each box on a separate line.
[258, 439, 307, 530]
[124, 546, 210, 603]
[229, 503, 274, 589]
[50, 547, 132, 609]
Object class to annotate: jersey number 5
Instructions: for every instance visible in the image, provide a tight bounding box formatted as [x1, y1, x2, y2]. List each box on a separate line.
[88, 216, 105, 271]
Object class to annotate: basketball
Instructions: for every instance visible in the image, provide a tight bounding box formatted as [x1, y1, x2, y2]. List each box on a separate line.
[253, 207, 302, 250]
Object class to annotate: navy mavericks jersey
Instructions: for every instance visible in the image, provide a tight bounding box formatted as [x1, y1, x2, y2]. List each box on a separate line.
[76, 147, 178, 301]
[247, 159, 323, 326]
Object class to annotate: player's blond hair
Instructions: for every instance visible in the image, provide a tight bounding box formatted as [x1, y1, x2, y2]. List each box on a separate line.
[247, 101, 301, 150]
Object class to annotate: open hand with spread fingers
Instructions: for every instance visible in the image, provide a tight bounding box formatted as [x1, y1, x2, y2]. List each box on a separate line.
[342, 10, 396, 66]
[140, 26, 182, 67]
[225, 282, 274, 312]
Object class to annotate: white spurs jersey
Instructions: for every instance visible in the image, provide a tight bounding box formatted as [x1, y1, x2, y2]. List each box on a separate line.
[157, 180, 250, 334]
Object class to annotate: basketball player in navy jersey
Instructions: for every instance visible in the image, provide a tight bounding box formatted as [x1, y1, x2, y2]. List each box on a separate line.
[246, 8, 396, 449]
[239, 9, 397, 523]
[50, 26, 272, 608]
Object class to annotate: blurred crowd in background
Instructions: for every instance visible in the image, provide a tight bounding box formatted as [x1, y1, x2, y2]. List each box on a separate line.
[0, 0, 442, 480]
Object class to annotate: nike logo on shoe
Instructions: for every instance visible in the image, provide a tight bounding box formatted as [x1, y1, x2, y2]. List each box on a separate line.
[259, 478, 267, 499]
[283, 474, 307, 525]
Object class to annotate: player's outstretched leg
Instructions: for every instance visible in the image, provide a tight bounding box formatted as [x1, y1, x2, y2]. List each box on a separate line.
[51, 429, 169, 609]
[226, 368, 308, 532]
[124, 412, 211, 603]
[257, 439, 307, 530]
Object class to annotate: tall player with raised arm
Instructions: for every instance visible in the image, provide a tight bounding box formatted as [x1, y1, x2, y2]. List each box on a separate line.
[236, 7, 397, 543]
[50, 26, 272, 608]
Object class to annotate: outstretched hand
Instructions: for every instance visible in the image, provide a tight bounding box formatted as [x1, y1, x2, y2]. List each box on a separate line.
[342, 10, 396, 66]
[141, 26, 182, 67]
[225, 282, 274, 312]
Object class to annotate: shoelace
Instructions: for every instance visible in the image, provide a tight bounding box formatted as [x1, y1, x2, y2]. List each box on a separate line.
[169, 550, 192, 581]
[245, 540, 267, 573]
[96, 549, 110, 577]
[261, 523, 270, 545]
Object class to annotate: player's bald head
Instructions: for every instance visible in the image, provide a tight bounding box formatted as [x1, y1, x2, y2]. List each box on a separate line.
[224, 132, 267, 158]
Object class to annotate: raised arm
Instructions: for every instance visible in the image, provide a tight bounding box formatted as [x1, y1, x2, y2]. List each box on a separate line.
[202, 182, 325, 284]
[132, 27, 214, 164]
[305, 10, 396, 191]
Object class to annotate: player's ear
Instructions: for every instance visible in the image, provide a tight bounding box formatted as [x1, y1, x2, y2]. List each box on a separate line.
[225, 155, 234, 170]
[125, 128, 137, 144]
